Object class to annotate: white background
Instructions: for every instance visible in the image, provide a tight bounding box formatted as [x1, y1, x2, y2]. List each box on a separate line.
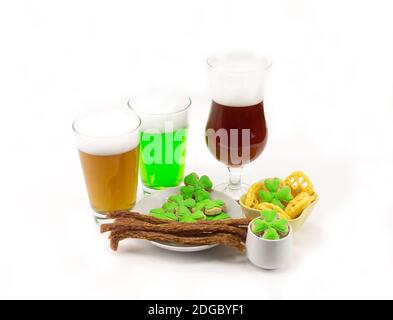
[0, 0, 392, 299]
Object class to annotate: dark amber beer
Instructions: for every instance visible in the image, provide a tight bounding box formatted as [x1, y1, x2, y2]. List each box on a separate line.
[205, 100, 267, 166]
[205, 51, 272, 200]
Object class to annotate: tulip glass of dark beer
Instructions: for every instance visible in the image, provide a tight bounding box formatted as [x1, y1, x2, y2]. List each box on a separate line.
[73, 109, 141, 221]
[205, 52, 271, 200]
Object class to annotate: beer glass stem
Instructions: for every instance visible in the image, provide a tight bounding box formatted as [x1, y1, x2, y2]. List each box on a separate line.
[227, 167, 243, 190]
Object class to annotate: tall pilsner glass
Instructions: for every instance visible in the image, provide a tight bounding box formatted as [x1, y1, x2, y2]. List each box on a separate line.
[128, 93, 191, 193]
[73, 109, 141, 221]
[205, 52, 271, 200]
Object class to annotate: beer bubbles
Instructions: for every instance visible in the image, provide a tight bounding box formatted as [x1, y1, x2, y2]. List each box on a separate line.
[73, 109, 141, 156]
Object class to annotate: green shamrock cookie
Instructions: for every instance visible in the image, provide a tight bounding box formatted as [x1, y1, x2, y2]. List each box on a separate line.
[179, 210, 206, 223]
[181, 172, 213, 201]
[168, 194, 195, 208]
[194, 198, 226, 216]
[149, 208, 178, 221]
[251, 210, 289, 240]
[150, 173, 230, 222]
[258, 178, 293, 209]
[206, 212, 230, 221]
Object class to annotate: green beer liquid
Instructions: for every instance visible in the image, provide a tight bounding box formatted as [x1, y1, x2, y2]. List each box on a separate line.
[139, 128, 188, 189]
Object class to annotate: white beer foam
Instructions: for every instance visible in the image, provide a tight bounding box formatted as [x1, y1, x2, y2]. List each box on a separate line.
[129, 94, 191, 132]
[207, 52, 271, 107]
[73, 109, 140, 156]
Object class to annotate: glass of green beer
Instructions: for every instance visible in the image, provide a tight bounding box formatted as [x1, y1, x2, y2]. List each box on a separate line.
[128, 93, 191, 193]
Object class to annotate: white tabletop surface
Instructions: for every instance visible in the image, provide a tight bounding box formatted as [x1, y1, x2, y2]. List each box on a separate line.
[0, 0, 392, 299]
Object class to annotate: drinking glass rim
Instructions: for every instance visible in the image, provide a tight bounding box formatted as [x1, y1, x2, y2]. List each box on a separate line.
[127, 95, 192, 116]
[72, 109, 141, 139]
[207, 51, 272, 74]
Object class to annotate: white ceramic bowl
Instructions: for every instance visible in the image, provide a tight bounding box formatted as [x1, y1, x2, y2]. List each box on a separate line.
[246, 218, 293, 269]
[133, 187, 242, 252]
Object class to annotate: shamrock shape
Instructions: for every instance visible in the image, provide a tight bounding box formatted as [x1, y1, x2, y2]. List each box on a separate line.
[251, 210, 289, 240]
[162, 201, 177, 212]
[195, 189, 210, 202]
[168, 194, 196, 208]
[180, 185, 195, 199]
[184, 172, 213, 190]
[179, 210, 206, 223]
[198, 175, 213, 190]
[166, 194, 196, 216]
[206, 212, 230, 221]
[194, 199, 225, 216]
[258, 178, 293, 209]
[204, 199, 225, 209]
[184, 172, 199, 186]
[181, 173, 213, 201]
[181, 185, 211, 201]
[149, 208, 178, 221]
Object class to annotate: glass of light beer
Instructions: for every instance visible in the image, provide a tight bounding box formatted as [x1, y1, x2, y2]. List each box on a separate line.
[205, 52, 271, 200]
[73, 109, 141, 220]
[128, 93, 191, 193]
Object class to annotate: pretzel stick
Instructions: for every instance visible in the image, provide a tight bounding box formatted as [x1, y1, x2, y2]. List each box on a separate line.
[109, 231, 245, 252]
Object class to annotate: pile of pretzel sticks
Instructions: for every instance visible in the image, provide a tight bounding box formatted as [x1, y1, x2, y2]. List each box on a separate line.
[101, 211, 252, 252]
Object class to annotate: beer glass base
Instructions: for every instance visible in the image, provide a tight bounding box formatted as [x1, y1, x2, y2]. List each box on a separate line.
[92, 211, 112, 224]
[214, 182, 250, 202]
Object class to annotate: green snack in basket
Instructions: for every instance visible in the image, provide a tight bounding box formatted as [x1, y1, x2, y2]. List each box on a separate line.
[258, 178, 293, 209]
[251, 210, 289, 240]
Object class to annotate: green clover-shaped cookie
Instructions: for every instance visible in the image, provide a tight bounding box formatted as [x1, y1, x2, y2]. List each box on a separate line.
[251, 210, 289, 240]
[179, 209, 206, 223]
[149, 208, 178, 221]
[198, 175, 213, 190]
[258, 178, 293, 209]
[180, 185, 195, 199]
[195, 189, 210, 202]
[184, 172, 213, 190]
[206, 212, 230, 221]
[168, 194, 195, 208]
[181, 172, 213, 201]
[164, 194, 196, 217]
[195, 199, 225, 217]
[184, 172, 199, 186]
